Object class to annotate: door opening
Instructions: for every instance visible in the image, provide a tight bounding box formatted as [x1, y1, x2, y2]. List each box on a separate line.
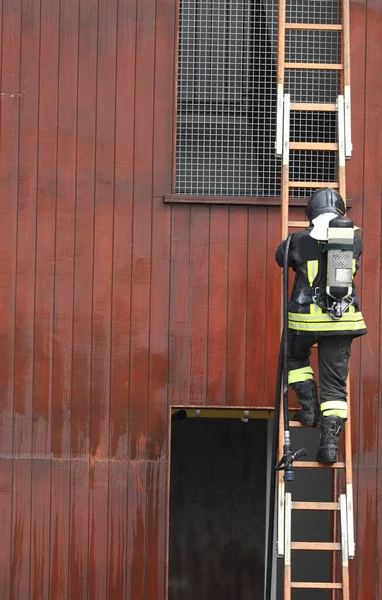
[168, 412, 267, 600]
[168, 409, 333, 599]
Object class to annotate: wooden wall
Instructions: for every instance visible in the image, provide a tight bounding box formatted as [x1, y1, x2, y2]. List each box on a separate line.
[0, 0, 380, 598]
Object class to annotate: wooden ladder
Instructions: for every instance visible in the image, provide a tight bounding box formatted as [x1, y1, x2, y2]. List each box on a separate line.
[275, 1, 354, 598]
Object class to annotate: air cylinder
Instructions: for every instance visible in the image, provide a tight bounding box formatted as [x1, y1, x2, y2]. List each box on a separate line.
[326, 215, 354, 299]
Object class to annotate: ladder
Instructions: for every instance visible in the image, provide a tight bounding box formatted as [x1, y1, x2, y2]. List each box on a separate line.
[275, 1, 354, 597]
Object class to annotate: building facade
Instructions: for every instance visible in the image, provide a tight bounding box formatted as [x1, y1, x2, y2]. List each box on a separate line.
[0, 0, 381, 598]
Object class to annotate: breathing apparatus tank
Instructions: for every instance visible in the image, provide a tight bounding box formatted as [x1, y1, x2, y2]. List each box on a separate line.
[326, 215, 354, 304]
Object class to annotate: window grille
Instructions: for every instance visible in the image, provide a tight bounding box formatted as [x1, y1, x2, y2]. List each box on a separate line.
[175, 0, 340, 198]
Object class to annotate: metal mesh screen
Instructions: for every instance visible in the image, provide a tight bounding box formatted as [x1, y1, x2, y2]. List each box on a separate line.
[175, 0, 341, 198]
[176, 0, 280, 196]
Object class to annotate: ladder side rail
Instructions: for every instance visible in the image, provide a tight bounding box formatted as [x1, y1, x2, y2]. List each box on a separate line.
[340, 495, 350, 599]
[337, 95, 347, 201]
[342, 0, 353, 158]
[345, 377, 355, 558]
[277, 93, 291, 559]
[284, 493, 292, 600]
[276, 0, 286, 155]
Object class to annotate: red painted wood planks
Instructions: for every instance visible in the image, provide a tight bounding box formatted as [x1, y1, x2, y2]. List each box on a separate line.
[227, 207, 249, 406]
[90, 0, 118, 462]
[188, 206, 210, 405]
[169, 205, 191, 407]
[0, 0, 20, 456]
[71, 0, 98, 461]
[355, 3, 382, 600]
[0, 459, 12, 596]
[50, 460, 71, 600]
[207, 207, 229, 405]
[13, 0, 40, 459]
[246, 207, 267, 406]
[51, 0, 79, 461]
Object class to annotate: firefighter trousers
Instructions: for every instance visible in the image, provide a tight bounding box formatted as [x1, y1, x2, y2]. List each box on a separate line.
[288, 334, 353, 403]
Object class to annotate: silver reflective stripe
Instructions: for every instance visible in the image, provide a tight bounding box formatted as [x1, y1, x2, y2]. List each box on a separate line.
[340, 494, 349, 568]
[276, 84, 284, 156]
[346, 483, 355, 559]
[277, 481, 285, 557]
[344, 85, 353, 158]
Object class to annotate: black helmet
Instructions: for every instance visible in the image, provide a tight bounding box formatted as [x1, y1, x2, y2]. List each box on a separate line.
[306, 188, 346, 222]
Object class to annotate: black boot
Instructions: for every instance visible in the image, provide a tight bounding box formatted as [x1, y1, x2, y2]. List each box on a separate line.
[316, 416, 344, 464]
[290, 379, 320, 427]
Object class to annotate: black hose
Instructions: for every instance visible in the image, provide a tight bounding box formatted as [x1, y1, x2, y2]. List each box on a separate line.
[265, 336, 283, 600]
[265, 234, 293, 600]
[283, 234, 294, 432]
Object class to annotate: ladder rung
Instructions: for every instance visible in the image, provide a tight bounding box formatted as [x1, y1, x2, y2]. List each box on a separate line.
[285, 62, 343, 70]
[285, 23, 343, 31]
[289, 142, 338, 151]
[291, 542, 341, 551]
[293, 461, 345, 469]
[291, 102, 337, 112]
[291, 582, 343, 589]
[288, 221, 308, 228]
[292, 501, 339, 511]
[289, 181, 339, 188]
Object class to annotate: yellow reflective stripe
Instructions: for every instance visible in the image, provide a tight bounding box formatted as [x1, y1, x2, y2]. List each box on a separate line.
[288, 311, 365, 322]
[348, 305, 355, 314]
[321, 400, 348, 419]
[352, 258, 356, 275]
[321, 401, 347, 412]
[288, 319, 367, 332]
[323, 408, 348, 418]
[307, 260, 319, 286]
[288, 366, 314, 384]
[310, 303, 323, 315]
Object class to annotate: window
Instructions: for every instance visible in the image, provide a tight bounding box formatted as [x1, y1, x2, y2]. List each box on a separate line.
[174, 0, 340, 201]
[175, 0, 280, 197]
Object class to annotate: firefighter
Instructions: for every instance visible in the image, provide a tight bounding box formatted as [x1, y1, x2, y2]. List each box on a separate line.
[275, 188, 367, 463]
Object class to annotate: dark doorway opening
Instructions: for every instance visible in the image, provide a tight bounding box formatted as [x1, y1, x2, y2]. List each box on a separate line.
[168, 415, 267, 600]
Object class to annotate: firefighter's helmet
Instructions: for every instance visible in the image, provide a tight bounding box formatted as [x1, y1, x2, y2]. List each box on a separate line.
[306, 188, 346, 223]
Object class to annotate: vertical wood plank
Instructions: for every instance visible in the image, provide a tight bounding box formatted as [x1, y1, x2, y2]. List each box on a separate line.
[90, 0, 117, 461]
[188, 206, 210, 404]
[107, 0, 137, 594]
[146, 459, 168, 600]
[50, 460, 70, 600]
[69, 460, 89, 599]
[226, 207, 248, 406]
[11, 459, 31, 598]
[146, 1, 176, 590]
[347, 5, 366, 593]
[109, 0, 135, 463]
[88, 460, 109, 600]
[129, 0, 155, 458]
[128, 2, 157, 593]
[0, 0, 20, 457]
[51, 0, 79, 459]
[265, 208, 281, 406]
[207, 207, 229, 405]
[89, 0, 118, 595]
[246, 207, 267, 406]
[152, 0, 176, 197]
[13, 0, 40, 459]
[33, 0, 59, 461]
[355, 2, 382, 599]
[71, 0, 98, 460]
[169, 205, 191, 407]
[107, 461, 128, 599]
[127, 461, 147, 600]
[0, 460, 12, 597]
[30, 460, 51, 600]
